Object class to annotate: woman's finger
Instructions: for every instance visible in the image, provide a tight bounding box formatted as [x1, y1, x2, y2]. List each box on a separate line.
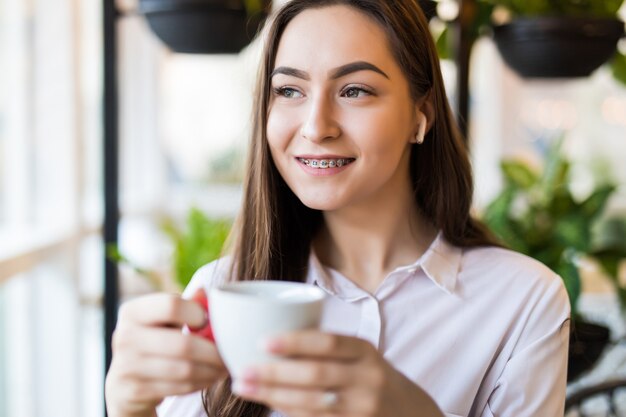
[232, 382, 345, 413]
[113, 324, 224, 367]
[116, 378, 212, 404]
[242, 359, 356, 388]
[114, 353, 226, 382]
[117, 293, 206, 329]
[265, 331, 373, 361]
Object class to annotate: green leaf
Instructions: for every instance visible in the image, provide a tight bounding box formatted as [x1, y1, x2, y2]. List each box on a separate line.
[484, 186, 517, 224]
[594, 252, 626, 313]
[470, 2, 496, 40]
[106, 244, 161, 289]
[611, 52, 626, 87]
[540, 145, 569, 202]
[106, 244, 127, 264]
[547, 186, 577, 218]
[595, 253, 621, 281]
[592, 0, 625, 16]
[518, 207, 553, 247]
[580, 184, 616, 219]
[592, 217, 626, 253]
[533, 244, 565, 271]
[495, 218, 532, 253]
[484, 0, 624, 16]
[556, 255, 581, 316]
[435, 26, 452, 61]
[243, 0, 264, 15]
[518, 0, 553, 15]
[162, 208, 232, 290]
[554, 214, 592, 252]
[482, 187, 532, 253]
[617, 286, 626, 315]
[501, 160, 539, 189]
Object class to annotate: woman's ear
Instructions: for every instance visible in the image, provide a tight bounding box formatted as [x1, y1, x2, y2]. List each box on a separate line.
[421, 99, 435, 133]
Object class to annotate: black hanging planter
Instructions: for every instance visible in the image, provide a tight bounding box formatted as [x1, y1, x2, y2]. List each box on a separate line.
[139, 0, 269, 54]
[567, 318, 611, 382]
[493, 17, 625, 78]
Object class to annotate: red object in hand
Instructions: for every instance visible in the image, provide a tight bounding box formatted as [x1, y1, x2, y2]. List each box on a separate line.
[189, 288, 215, 342]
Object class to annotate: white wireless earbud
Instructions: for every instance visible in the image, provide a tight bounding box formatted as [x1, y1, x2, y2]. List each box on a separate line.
[414, 112, 427, 145]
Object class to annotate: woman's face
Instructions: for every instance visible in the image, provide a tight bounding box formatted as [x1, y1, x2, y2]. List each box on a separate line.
[267, 5, 419, 212]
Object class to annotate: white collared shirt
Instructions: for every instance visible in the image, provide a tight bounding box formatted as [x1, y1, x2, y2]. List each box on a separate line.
[158, 233, 570, 417]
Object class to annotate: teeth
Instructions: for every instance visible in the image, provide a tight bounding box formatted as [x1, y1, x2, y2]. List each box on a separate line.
[299, 158, 354, 169]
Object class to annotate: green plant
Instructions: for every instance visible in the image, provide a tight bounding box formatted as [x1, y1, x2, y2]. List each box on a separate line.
[108, 208, 232, 291]
[434, 0, 626, 85]
[483, 142, 626, 318]
[161, 207, 232, 290]
[107, 245, 164, 289]
[484, 0, 624, 17]
[243, 0, 265, 15]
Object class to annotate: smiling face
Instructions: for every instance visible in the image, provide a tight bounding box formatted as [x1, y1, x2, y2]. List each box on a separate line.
[266, 5, 421, 212]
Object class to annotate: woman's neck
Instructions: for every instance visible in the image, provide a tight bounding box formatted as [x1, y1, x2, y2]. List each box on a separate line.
[312, 182, 437, 294]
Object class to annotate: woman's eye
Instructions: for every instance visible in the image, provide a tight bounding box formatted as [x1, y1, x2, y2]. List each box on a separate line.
[342, 87, 371, 99]
[273, 87, 303, 99]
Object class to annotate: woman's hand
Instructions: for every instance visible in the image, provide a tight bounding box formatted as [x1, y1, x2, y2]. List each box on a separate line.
[231, 331, 444, 417]
[105, 293, 227, 417]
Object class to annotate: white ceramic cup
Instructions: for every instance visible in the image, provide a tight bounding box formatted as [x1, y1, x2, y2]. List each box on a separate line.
[208, 281, 326, 377]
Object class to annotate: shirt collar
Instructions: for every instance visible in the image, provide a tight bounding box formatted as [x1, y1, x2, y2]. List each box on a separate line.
[416, 232, 463, 294]
[306, 231, 463, 296]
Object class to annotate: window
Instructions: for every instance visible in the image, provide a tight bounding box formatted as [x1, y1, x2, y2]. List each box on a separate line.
[0, 0, 103, 416]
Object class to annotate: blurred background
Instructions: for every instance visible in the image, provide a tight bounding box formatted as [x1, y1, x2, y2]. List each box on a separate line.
[1, 0, 626, 416]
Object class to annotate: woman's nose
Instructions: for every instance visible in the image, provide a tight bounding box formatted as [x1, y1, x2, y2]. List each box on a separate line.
[299, 95, 341, 143]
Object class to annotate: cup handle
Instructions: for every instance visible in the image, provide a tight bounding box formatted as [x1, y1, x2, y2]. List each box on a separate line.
[188, 288, 215, 343]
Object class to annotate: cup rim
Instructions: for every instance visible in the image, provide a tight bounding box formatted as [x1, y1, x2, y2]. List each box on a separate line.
[211, 281, 326, 304]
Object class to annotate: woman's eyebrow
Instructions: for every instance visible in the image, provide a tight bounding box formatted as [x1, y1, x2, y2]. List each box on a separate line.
[270, 61, 389, 80]
[271, 67, 310, 80]
[330, 61, 389, 80]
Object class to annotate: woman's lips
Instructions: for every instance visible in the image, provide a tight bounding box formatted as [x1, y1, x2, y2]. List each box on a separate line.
[294, 156, 356, 176]
[296, 157, 356, 169]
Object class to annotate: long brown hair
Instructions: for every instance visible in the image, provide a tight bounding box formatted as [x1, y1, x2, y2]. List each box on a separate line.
[203, 1, 497, 415]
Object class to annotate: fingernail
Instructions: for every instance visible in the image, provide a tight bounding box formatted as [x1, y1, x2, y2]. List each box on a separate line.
[232, 379, 257, 395]
[261, 337, 285, 353]
[241, 367, 259, 382]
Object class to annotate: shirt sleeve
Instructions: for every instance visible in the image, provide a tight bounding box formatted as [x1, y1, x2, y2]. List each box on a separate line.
[482, 275, 571, 417]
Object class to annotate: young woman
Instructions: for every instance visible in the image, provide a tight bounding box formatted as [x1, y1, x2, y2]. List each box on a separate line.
[105, 1, 570, 416]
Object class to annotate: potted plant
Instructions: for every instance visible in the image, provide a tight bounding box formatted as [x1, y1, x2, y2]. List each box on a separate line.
[490, 0, 625, 78]
[435, 0, 626, 82]
[138, 0, 271, 54]
[483, 141, 626, 381]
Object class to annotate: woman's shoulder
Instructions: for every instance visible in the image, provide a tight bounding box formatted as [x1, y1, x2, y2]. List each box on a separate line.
[459, 245, 567, 299]
[181, 256, 234, 298]
[458, 245, 570, 338]
[463, 245, 557, 279]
